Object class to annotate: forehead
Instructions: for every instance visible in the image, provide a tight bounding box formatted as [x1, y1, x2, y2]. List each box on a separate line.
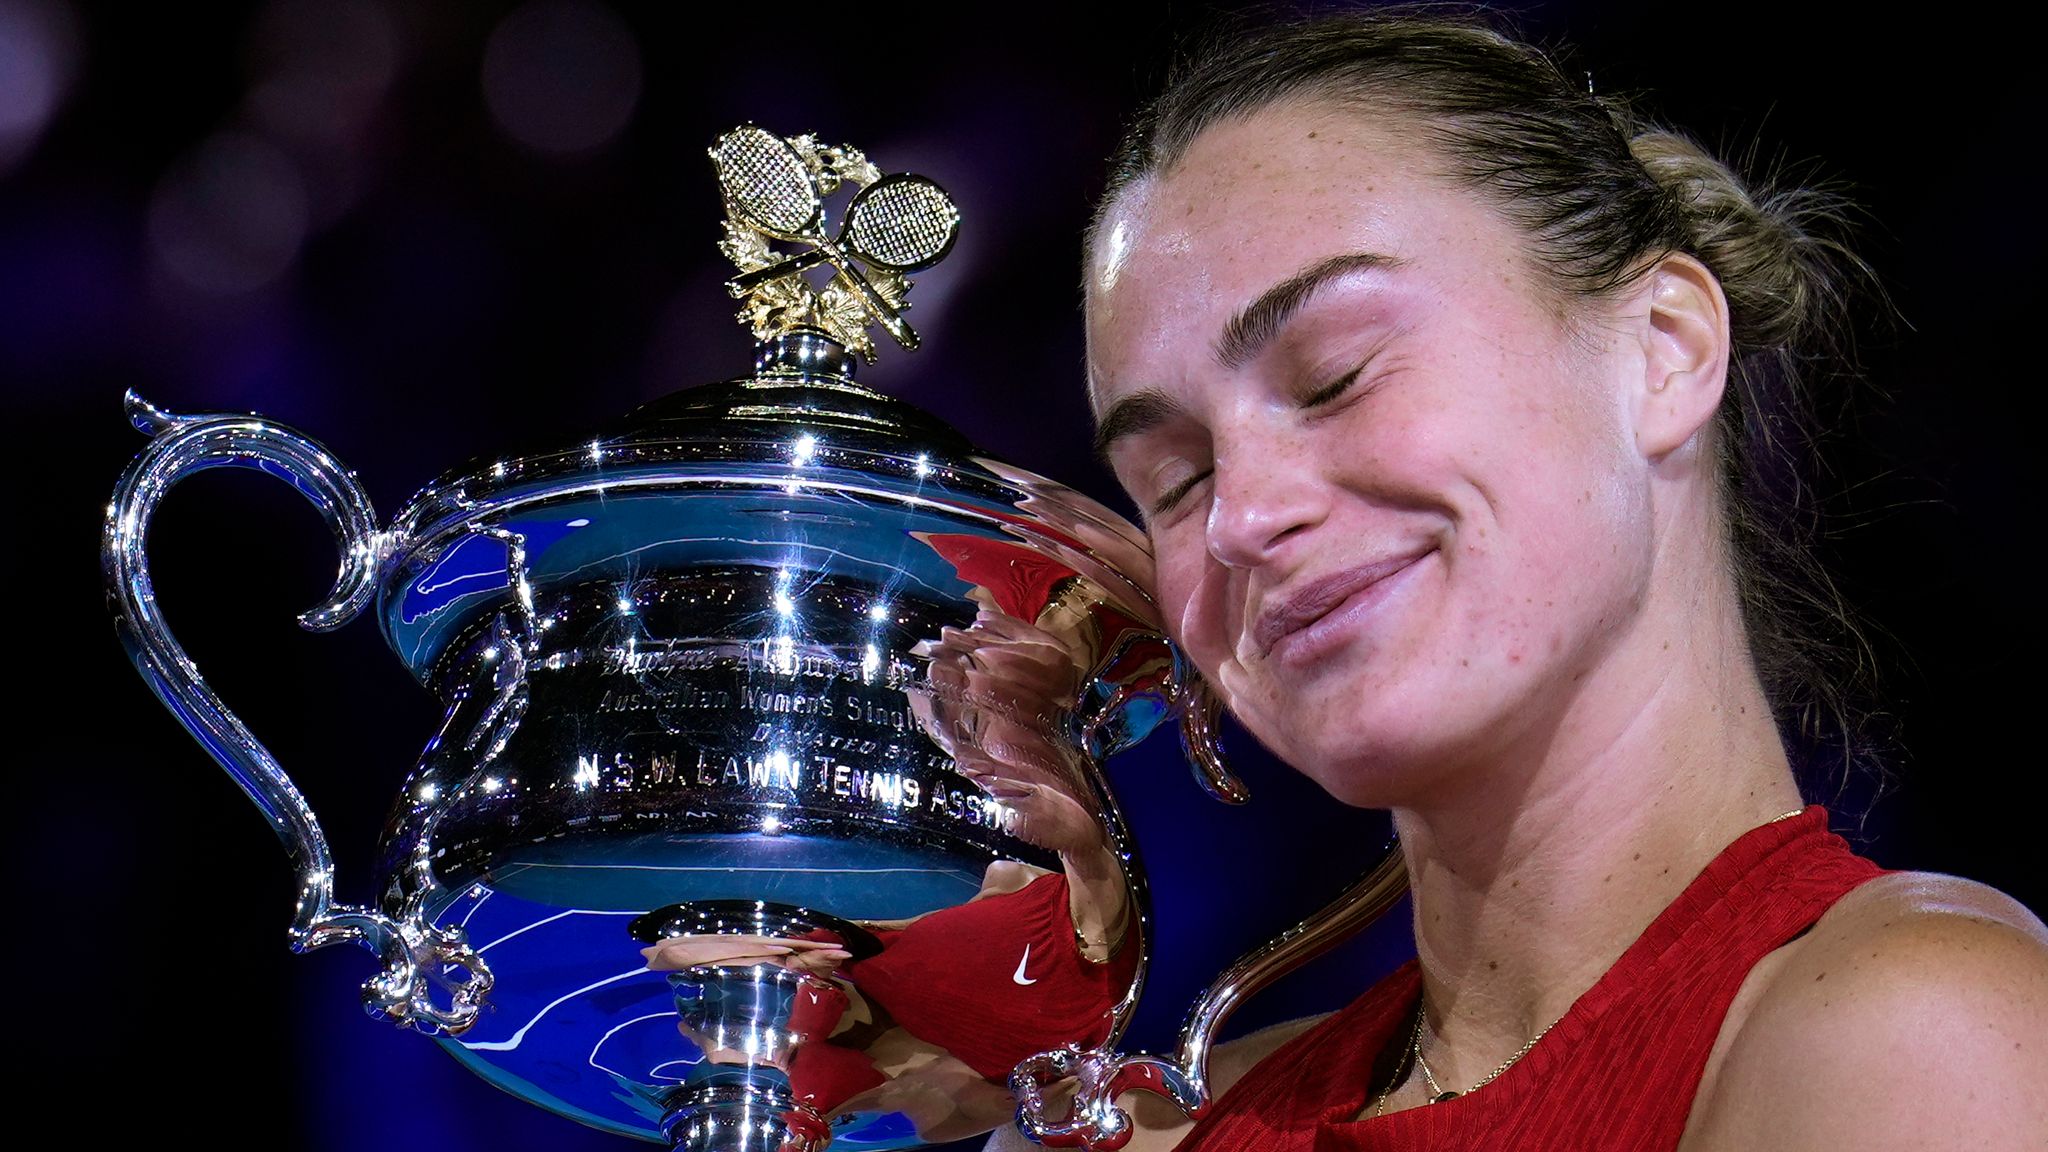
[1087, 100, 1516, 403]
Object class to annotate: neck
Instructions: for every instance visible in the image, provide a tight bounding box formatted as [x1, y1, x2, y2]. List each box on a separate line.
[1390, 561, 1802, 1089]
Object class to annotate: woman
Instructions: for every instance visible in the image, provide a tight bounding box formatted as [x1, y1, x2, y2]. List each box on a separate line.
[994, 10, 2046, 1150]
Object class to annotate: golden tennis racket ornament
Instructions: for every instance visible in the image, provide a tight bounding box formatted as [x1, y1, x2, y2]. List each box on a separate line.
[713, 125, 961, 360]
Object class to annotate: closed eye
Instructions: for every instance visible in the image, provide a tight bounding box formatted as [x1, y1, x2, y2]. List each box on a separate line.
[1301, 365, 1364, 408]
[1301, 328, 1404, 411]
[1151, 468, 1212, 517]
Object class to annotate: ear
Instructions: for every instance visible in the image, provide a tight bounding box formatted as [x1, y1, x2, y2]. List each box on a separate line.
[1631, 253, 1730, 461]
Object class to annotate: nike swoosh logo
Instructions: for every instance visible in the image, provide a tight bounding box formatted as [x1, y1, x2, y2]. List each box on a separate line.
[1013, 943, 1038, 986]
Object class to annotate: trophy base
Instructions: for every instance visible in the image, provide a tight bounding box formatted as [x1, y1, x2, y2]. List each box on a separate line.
[662, 1082, 830, 1152]
[640, 902, 883, 1152]
[426, 864, 957, 1149]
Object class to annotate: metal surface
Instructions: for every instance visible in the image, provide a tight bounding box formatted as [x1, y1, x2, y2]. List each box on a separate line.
[713, 126, 941, 359]
[1011, 848, 1408, 1149]
[102, 391, 492, 1032]
[727, 174, 961, 296]
[101, 124, 1405, 1150]
[107, 361, 1179, 1145]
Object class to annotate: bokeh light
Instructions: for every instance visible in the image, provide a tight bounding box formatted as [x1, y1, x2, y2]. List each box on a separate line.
[17, 5, 2037, 1149]
[482, 0, 642, 158]
[240, 0, 399, 224]
[243, 0, 398, 145]
[0, 0, 78, 177]
[147, 129, 309, 294]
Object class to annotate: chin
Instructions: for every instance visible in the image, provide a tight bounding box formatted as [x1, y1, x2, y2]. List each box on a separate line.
[1294, 730, 1447, 810]
[1228, 662, 1506, 811]
[1209, 595, 1552, 807]
[1224, 698, 1408, 808]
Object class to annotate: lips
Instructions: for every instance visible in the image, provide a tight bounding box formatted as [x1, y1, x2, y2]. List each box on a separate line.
[1251, 548, 1434, 659]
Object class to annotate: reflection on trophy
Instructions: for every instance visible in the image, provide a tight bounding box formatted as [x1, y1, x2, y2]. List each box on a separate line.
[103, 126, 1405, 1150]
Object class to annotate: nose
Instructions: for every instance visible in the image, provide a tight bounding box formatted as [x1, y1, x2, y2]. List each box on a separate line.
[1204, 440, 1327, 570]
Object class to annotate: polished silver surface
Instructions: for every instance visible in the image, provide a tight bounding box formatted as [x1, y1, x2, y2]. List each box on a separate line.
[757, 330, 860, 382]
[106, 362, 1187, 1146]
[103, 391, 492, 1033]
[102, 123, 1405, 1150]
[1011, 850, 1408, 1148]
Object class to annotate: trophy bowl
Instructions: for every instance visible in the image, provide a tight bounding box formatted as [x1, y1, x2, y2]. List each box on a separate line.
[103, 127, 1404, 1151]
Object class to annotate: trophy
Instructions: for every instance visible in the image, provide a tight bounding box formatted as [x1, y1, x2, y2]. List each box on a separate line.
[104, 126, 1406, 1150]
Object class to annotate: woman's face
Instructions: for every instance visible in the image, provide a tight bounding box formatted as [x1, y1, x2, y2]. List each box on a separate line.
[1087, 100, 1658, 807]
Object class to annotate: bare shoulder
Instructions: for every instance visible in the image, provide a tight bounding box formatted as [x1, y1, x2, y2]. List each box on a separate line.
[1687, 871, 2048, 1151]
[978, 1014, 1331, 1152]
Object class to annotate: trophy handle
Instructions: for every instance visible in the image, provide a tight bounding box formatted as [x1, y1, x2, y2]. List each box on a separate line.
[102, 391, 490, 1033]
[381, 531, 537, 913]
[1013, 845, 1409, 1149]
[1176, 675, 1250, 804]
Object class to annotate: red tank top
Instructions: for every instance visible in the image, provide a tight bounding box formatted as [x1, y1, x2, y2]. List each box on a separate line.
[845, 871, 1139, 1081]
[920, 533, 1078, 621]
[1177, 807, 1883, 1150]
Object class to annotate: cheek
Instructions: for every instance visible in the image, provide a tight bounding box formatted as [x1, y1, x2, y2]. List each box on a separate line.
[1444, 434, 1648, 666]
[1150, 533, 1236, 682]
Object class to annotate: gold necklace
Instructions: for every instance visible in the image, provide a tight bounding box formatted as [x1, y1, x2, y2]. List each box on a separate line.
[1373, 997, 1560, 1117]
[1369, 807, 1807, 1119]
[1369, 1001, 1426, 1118]
[1417, 1012, 1559, 1101]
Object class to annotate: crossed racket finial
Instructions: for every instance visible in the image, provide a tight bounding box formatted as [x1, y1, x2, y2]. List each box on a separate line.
[711, 125, 961, 360]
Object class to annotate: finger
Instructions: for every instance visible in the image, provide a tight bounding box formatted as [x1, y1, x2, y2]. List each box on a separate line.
[648, 933, 825, 953]
[643, 942, 796, 970]
[788, 949, 854, 973]
[646, 937, 796, 955]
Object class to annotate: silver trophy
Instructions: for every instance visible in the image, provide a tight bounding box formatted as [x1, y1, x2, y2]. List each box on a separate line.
[103, 126, 1405, 1150]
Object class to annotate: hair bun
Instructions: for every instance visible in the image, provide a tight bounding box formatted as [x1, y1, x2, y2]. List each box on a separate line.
[1629, 129, 1862, 355]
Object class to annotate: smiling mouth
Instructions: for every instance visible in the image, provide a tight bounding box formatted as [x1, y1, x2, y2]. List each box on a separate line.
[1253, 548, 1434, 660]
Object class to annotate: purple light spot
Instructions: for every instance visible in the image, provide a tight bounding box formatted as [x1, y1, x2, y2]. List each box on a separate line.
[481, 0, 641, 158]
[0, 0, 78, 176]
[147, 130, 310, 294]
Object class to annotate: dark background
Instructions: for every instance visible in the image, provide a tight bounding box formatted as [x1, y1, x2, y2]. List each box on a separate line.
[5, 1, 2038, 1148]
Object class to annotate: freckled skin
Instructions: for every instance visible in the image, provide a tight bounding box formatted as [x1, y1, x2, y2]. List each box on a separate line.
[1088, 102, 1650, 807]
[1045, 98, 2048, 1152]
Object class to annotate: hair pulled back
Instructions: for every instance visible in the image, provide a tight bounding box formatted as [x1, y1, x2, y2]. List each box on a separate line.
[1096, 8, 1881, 800]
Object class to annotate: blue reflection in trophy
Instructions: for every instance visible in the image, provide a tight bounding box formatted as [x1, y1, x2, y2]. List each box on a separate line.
[102, 127, 1404, 1151]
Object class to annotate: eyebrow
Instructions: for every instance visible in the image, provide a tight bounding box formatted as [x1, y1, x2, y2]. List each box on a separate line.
[1092, 250, 1403, 459]
[1092, 387, 1185, 460]
[1215, 250, 1403, 371]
